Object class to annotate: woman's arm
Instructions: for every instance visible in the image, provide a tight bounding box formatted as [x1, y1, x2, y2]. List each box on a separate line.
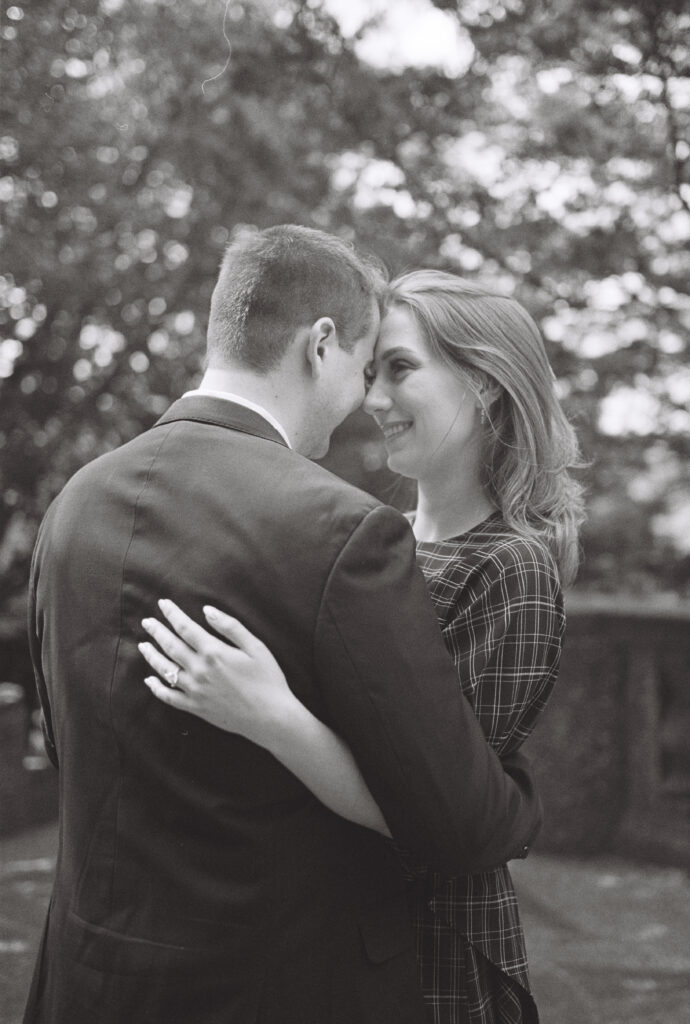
[441, 544, 564, 754]
[139, 600, 391, 837]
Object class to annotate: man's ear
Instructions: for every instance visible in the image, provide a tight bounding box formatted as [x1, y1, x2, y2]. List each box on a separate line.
[305, 317, 337, 378]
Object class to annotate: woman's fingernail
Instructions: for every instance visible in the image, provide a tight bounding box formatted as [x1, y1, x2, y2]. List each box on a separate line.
[144, 677, 156, 688]
[158, 599, 173, 610]
[203, 606, 219, 621]
[142, 619, 154, 630]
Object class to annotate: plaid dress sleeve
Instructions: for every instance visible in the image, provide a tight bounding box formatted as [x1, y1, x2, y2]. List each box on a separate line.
[433, 535, 564, 755]
[405, 517, 565, 1024]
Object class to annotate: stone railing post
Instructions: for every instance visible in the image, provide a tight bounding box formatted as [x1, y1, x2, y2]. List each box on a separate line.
[0, 682, 28, 834]
[622, 644, 661, 824]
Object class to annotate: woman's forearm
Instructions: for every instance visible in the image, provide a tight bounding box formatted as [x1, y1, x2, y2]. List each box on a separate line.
[263, 698, 391, 837]
[139, 601, 391, 836]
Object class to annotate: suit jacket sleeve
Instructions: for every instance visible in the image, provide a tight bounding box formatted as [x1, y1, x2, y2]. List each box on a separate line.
[27, 517, 59, 769]
[313, 505, 541, 876]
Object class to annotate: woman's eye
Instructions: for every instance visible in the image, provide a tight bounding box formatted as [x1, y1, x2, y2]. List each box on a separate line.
[390, 361, 413, 377]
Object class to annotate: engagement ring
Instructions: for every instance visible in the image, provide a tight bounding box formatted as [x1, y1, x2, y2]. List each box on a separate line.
[164, 666, 180, 689]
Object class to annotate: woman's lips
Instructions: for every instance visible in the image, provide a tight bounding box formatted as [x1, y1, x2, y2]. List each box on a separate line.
[381, 421, 413, 443]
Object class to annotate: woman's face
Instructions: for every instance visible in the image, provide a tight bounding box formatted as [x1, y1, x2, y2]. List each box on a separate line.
[362, 304, 483, 482]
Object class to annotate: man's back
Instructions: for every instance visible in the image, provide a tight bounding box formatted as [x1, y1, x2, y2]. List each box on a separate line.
[27, 397, 433, 1022]
[27, 396, 539, 1024]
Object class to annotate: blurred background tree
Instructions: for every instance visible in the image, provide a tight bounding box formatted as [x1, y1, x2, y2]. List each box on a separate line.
[1, 0, 689, 620]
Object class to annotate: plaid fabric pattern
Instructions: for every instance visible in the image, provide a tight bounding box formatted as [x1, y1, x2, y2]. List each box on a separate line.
[403, 512, 564, 1024]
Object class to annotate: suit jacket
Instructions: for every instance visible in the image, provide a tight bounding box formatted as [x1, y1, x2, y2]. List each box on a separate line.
[25, 396, 540, 1024]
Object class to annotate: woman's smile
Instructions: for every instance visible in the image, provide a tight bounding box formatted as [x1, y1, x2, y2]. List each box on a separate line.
[380, 419, 413, 444]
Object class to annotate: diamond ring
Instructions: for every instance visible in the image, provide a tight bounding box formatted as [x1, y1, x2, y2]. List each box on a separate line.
[163, 666, 180, 689]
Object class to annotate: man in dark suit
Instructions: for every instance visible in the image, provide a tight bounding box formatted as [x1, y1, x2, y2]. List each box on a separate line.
[25, 225, 539, 1024]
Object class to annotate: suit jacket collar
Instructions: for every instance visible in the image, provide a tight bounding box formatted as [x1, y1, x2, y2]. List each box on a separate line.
[154, 395, 289, 448]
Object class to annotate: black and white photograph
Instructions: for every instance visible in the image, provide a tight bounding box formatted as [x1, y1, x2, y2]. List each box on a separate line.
[1, 1, 688, 1022]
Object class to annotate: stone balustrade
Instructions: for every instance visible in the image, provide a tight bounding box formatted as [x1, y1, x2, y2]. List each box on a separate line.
[2, 597, 689, 862]
[525, 594, 690, 863]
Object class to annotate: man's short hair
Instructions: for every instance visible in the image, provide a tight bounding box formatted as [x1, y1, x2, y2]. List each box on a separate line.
[207, 225, 387, 371]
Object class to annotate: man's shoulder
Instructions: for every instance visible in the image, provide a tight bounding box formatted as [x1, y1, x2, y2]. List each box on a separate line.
[51, 418, 397, 542]
[273, 450, 398, 532]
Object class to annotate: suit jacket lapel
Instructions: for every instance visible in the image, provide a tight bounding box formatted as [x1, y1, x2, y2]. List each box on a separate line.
[154, 395, 289, 448]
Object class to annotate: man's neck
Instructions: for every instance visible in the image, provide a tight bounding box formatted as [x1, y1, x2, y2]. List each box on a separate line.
[197, 367, 274, 404]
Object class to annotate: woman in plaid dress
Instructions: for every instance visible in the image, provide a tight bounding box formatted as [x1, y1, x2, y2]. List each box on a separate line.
[367, 272, 584, 1023]
[141, 271, 584, 1022]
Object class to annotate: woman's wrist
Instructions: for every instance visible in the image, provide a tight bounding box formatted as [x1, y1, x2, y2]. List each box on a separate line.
[255, 689, 317, 756]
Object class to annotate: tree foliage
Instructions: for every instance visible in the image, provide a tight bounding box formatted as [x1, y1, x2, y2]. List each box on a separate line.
[1, 0, 689, 615]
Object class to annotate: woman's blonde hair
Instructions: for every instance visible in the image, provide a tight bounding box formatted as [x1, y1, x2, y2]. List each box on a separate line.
[388, 270, 585, 586]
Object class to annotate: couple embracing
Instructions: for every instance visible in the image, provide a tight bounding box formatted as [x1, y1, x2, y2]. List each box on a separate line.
[26, 225, 583, 1023]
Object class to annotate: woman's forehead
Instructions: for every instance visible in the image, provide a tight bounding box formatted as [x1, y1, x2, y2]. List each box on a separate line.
[375, 306, 428, 358]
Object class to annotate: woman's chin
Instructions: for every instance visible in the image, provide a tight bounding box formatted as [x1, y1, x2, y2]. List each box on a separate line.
[386, 450, 418, 480]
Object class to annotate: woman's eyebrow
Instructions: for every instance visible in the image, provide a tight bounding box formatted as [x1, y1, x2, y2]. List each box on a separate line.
[375, 345, 418, 362]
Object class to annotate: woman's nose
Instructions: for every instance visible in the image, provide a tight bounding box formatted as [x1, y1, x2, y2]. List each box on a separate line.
[362, 377, 391, 416]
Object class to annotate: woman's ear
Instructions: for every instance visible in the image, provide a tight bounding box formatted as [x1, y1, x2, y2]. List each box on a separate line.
[478, 379, 502, 409]
[305, 317, 337, 378]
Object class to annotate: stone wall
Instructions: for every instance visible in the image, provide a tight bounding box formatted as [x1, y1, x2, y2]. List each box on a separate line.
[525, 595, 690, 862]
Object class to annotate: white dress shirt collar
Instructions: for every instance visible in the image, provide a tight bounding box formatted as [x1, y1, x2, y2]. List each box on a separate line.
[182, 388, 291, 448]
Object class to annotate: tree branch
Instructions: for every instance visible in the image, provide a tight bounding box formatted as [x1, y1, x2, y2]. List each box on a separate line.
[642, 4, 690, 214]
